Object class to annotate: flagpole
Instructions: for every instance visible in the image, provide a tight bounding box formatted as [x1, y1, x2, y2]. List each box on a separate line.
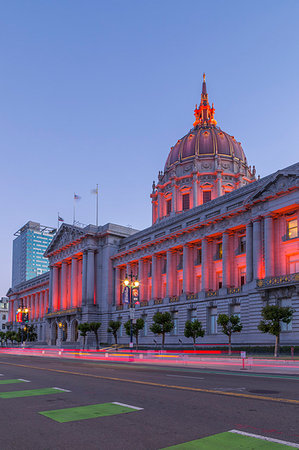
[73, 193, 75, 225]
[57, 213, 59, 230]
[96, 184, 99, 227]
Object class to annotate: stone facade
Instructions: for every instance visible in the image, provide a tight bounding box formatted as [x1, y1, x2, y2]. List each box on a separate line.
[7, 77, 299, 348]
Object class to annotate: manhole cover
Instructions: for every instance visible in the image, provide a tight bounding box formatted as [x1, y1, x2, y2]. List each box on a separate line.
[249, 389, 279, 394]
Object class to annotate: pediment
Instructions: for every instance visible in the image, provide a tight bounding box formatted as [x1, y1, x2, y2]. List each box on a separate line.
[44, 223, 86, 256]
[244, 168, 298, 205]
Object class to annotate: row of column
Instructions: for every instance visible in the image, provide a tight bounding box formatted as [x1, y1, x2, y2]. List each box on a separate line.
[115, 215, 273, 303]
[11, 290, 50, 321]
[51, 249, 96, 311]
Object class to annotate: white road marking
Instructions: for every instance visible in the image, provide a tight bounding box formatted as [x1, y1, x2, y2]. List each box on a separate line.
[18, 379, 30, 382]
[0, 374, 3, 376]
[112, 402, 143, 410]
[166, 374, 205, 380]
[52, 387, 71, 392]
[214, 387, 246, 391]
[229, 430, 299, 448]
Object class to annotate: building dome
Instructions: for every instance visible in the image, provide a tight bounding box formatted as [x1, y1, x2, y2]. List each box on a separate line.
[164, 124, 246, 172]
[151, 75, 256, 224]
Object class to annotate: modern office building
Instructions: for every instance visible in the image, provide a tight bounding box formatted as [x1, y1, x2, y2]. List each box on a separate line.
[12, 221, 56, 287]
[0, 297, 9, 331]
[7, 77, 299, 347]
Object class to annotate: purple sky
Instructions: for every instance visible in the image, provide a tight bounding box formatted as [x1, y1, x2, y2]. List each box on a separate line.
[0, 0, 298, 295]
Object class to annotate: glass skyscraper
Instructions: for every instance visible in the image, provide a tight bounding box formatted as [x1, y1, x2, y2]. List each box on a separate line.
[12, 221, 56, 287]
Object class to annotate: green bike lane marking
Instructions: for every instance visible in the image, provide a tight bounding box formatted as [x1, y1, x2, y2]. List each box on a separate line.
[162, 430, 299, 449]
[39, 402, 143, 423]
[0, 379, 29, 385]
[0, 387, 70, 398]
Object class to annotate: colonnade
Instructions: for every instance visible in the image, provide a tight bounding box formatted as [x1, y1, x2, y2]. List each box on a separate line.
[115, 216, 278, 305]
[9, 289, 50, 322]
[51, 249, 96, 311]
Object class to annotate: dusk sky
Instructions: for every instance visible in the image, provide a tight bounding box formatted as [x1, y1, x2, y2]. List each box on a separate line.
[0, 0, 298, 295]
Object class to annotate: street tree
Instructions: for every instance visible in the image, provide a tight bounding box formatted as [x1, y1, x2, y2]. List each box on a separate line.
[25, 325, 37, 342]
[184, 320, 205, 350]
[89, 322, 101, 350]
[107, 320, 121, 345]
[78, 322, 90, 350]
[217, 314, 243, 355]
[0, 331, 5, 346]
[124, 318, 144, 350]
[150, 312, 174, 349]
[258, 304, 295, 357]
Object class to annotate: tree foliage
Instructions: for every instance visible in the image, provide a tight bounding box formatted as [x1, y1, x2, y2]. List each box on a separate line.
[184, 320, 205, 348]
[150, 312, 174, 349]
[124, 318, 144, 349]
[217, 314, 242, 355]
[258, 304, 295, 357]
[107, 320, 121, 345]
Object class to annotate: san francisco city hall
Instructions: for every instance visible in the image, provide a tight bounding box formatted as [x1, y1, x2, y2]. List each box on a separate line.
[7, 76, 299, 348]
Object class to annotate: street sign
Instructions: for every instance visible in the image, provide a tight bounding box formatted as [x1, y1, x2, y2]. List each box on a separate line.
[241, 351, 246, 359]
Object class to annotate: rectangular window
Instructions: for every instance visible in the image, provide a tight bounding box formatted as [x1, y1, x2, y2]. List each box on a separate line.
[239, 235, 246, 254]
[196, 276, 202, 292]
[239, 267, 246, 286]
[287, 219, 298, 239]
[2, 324, 5, 330]
[203, 191, 211, 204]
[195, 247, 202, 265]
[230, 304, 241, 320]
[142, 316, 148, 336]
[182, 194, 190, 211]
[288, 254, 299, 274]
[171, 312, 178, 335]
[2, 315, 6, 320]
[216, 272, 223, 289]
[209, 307, 217, 334]
[189, 309, 197, 322]
[216, 242, 223, 260]
[161, 257, 167, 274]
[177, 252, 183, 270]
[178, 279, 183, 295]
[166, 199, 172, 215]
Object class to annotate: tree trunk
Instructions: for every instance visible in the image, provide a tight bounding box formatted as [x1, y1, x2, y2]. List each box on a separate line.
[114, 332, 118, 345]
[275, 334, 280, 357]
[136, 333, 139, 351]
[162, 333, 165, 350]
[193, 336, 196, 351]
[83, 335, 86, 350]
[228, 334, 232, 356]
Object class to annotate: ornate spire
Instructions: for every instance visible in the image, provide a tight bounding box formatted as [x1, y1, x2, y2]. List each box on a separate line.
[193, 74, 217, 127]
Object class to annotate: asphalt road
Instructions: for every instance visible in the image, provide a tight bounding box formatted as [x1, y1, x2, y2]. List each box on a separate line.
[0, 354, 298, 449]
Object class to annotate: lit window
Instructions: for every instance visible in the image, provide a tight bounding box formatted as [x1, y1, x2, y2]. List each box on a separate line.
[203, 191, 211, 204]
[287, 219, 298, 239]
[182, 194, 190, 211]
[216, 242, 222, 260]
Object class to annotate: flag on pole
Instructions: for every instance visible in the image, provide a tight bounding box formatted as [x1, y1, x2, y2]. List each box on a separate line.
[74, 194, 81, 200]
[58, 215, 64, 222]
[91, 187, 98, 195]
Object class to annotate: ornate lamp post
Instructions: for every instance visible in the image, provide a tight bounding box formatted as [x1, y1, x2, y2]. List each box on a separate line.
[123, 271, 140, 348]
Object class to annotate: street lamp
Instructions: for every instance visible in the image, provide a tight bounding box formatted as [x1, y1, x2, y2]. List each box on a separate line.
[123, 271, 140, 348]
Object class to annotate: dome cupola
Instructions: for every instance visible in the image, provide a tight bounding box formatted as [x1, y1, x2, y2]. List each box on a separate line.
[151, 75, 256, 224]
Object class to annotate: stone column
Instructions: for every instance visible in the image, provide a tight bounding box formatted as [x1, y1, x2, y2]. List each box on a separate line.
[86, 249, 95, 305]
[166, 250, 174, 297]
[114, 266, 121, 305]
[81, 251, 87, 306]
[264, 215, 274, 277]
[60, 261, 68, 310]
[151, 254, 157, 299]
[253, 218, 262, 280]
[71, 257, 78, 308]
[44, 290, 48, 316]
[222, 232, 230, 288]
[138, 260, 145, 301]
[246, 222, 253, 283]
[192, 174, 198, 208]
[48, 266, 53, 310]
[183, 245, 192, 293]
[201, 238, 209, 291]
[52, 266, 59, 310]
[157, 194, 161, 220]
